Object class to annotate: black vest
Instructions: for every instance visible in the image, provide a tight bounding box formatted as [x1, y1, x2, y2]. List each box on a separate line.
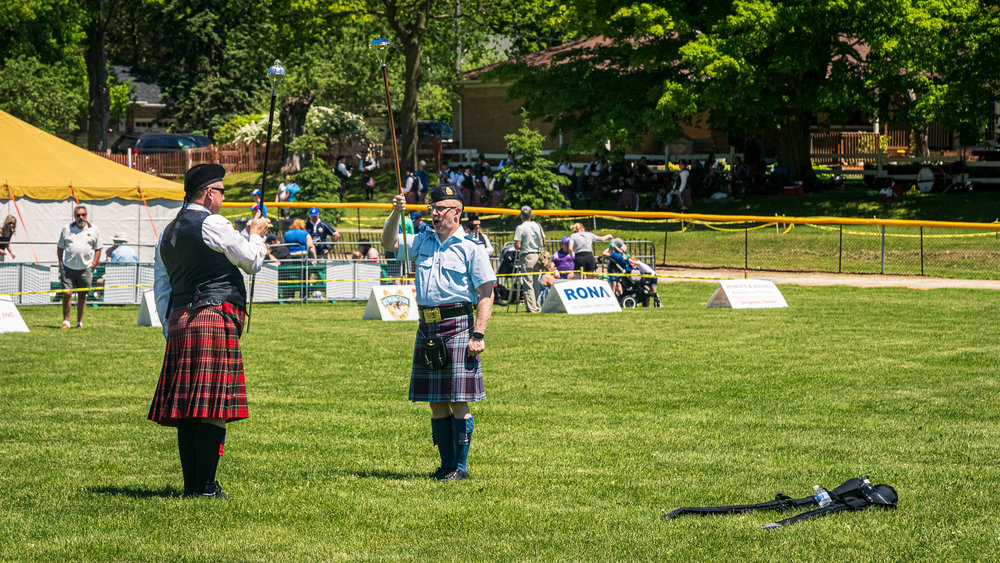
[160, 208, 247, 312]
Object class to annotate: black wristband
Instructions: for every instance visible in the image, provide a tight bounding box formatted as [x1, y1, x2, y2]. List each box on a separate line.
[471, 331, 484, 341]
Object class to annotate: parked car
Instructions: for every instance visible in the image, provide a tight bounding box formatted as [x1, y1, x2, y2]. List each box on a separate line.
[417, 120, 453, 143]
[111, 133, 213, 155]
[384, 120, 454, 145]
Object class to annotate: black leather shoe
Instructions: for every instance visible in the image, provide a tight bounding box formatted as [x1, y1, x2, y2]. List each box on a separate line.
[431, 467, 452, 480]
[439, 469, 469, 481]
[201, 481, 228, 499]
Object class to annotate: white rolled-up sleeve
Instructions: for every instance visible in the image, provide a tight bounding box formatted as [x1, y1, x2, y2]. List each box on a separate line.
[201, 214, 266, 275]
[153, 241, 171, 339]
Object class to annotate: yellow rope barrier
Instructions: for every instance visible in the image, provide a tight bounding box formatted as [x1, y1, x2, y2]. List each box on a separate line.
[803, 223, 998, 238]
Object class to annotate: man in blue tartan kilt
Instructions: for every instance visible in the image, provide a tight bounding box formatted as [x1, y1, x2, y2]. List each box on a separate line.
[381, 185, 496, 481]
[148, 164, 270, 498]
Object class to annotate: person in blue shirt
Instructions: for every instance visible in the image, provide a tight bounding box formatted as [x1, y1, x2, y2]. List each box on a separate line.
[305, 207, 339, 258]
[250, 189, 268, 218]
[107, 233, 139, 263]
[381, 185, 496, 482]
[411, 211, 432, 234]
[283, 218, 316, 261]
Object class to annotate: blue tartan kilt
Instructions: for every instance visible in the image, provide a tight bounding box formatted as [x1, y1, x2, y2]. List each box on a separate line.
[409, 313, 485, 402]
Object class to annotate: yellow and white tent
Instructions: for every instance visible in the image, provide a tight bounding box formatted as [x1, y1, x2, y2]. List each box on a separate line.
[0, 110, 184, 263]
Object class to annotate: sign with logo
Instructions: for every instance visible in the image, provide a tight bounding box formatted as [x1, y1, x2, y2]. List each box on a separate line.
[137, 290, 162, 327]
[363, 285, 419, 321]
[0, 295, 29, 333]
[541, 280, 622, 315]
[707, 279, 788, 309]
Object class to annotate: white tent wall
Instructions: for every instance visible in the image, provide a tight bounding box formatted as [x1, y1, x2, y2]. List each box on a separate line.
[0, 197, 182, 264]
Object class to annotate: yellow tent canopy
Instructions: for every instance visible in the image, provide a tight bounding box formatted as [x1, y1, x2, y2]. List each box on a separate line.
[0, 109, 183, 201]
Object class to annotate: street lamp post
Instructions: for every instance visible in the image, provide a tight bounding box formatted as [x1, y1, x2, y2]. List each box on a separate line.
[246, 59, 286, 333]
[368, 38, 409, 281]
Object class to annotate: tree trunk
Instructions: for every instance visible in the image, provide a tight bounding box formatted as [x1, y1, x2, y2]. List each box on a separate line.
[280, 90, 315, 173]
[399, 37, 422, 172]
[85, 0, 109, 151]
[905, 92, 930, 157]
[776, 112, 816, 185]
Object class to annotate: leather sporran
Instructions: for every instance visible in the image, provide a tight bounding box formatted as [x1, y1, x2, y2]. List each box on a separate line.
[419, 336, 449, 370]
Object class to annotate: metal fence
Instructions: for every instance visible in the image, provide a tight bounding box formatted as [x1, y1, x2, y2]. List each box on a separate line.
[4, 208, 1000, 307]
[0, 260, 387, 306]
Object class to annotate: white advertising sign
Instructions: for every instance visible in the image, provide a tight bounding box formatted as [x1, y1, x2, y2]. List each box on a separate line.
[541, 280, 622, 315]
[707, 279, 788, 309]
[137, 290, 162, 327]
[0, 295, 30, 333]
[363, 285, 419, 321]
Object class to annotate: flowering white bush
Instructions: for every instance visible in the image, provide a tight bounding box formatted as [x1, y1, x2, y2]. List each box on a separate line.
[232, 114, 280, 144]
[305, 106, 375, 142]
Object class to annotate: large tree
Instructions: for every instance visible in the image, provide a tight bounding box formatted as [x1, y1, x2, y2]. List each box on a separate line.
[0, 0, 88, 136]
[496, 1, 999, 183]
[108, 0, 278, 136]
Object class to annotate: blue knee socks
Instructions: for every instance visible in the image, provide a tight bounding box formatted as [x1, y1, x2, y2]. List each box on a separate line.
[452, 416, 474, 473]
[431, 417, 455, 472]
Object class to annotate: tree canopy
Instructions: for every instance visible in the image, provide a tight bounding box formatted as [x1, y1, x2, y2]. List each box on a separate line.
[494, 0, 1000, 183]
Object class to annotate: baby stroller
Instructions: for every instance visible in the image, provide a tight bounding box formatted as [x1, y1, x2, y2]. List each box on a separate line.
[493, 242, 518, 306]
[605, 240, 662, 308]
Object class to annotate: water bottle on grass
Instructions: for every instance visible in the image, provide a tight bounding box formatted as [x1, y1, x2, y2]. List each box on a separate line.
[859, 475, 891, 505]
[813, 485, 832, 508]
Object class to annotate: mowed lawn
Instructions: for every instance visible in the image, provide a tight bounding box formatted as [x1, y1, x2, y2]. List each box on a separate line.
[1, 283, 998, 561]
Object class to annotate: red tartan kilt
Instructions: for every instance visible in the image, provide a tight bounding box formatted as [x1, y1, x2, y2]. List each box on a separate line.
[148, 303, 249, 426]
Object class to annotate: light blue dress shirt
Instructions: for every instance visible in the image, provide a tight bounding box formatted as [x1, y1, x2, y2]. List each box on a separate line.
[399, 227, 496, 307]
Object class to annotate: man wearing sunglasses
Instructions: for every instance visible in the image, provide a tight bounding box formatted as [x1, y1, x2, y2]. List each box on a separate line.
[56, 205, 102, 329]
[148, 164, 271, 499]
[381, 185, 495, 481]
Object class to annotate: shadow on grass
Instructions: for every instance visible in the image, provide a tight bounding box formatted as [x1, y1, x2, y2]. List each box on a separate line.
[307, 468, 429, 481]
[87, 485, 183, 498]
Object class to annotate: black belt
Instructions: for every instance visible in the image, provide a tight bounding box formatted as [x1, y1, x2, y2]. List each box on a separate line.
[418, 302, 474, 323]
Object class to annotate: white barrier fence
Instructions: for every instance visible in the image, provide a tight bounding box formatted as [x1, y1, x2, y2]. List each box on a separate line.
[0, 261, 387, 306]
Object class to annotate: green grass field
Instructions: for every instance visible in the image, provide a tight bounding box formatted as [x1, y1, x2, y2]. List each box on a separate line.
[2, 284, 998, 560]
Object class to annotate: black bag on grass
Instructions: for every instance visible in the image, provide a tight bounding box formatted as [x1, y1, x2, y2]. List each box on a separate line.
[663, 477, 897, 530]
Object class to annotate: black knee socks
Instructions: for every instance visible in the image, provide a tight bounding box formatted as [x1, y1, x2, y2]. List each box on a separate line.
[194, 422, 227, 492]
[176, 420, 199, 494]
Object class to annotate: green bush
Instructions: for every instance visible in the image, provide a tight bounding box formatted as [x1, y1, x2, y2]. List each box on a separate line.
[496, 113, 569, 211]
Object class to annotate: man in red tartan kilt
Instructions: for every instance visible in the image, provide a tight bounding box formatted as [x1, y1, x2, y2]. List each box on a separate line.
[149, 164, 270, 498]
[381, 185, 496, 481]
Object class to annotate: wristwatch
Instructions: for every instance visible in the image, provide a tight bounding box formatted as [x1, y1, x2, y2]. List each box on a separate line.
[471, 331, 485, 341]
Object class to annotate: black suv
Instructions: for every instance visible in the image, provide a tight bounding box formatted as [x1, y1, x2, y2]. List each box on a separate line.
[111, 133, 213, 154]
[417, 120, 453, 143]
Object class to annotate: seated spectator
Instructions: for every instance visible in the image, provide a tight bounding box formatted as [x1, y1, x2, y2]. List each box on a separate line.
[552, 236, 575, 279]
[358, 239, 380, 262]
[537, 253, 558, 306]
[652, 187, 676, 211]
[725, 156, 750, 197]
[358, 239, 389, 283]
[284, 218, 317, 261]
[106, 233, 138, 264]
[602, 238, 661, 307]
[266, 234, 292, 263]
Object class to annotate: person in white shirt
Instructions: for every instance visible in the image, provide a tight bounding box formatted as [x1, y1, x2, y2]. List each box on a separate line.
[334, 155, 352, 200]
[148, 164, 270, 499]
[56, 205, 101, 328]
